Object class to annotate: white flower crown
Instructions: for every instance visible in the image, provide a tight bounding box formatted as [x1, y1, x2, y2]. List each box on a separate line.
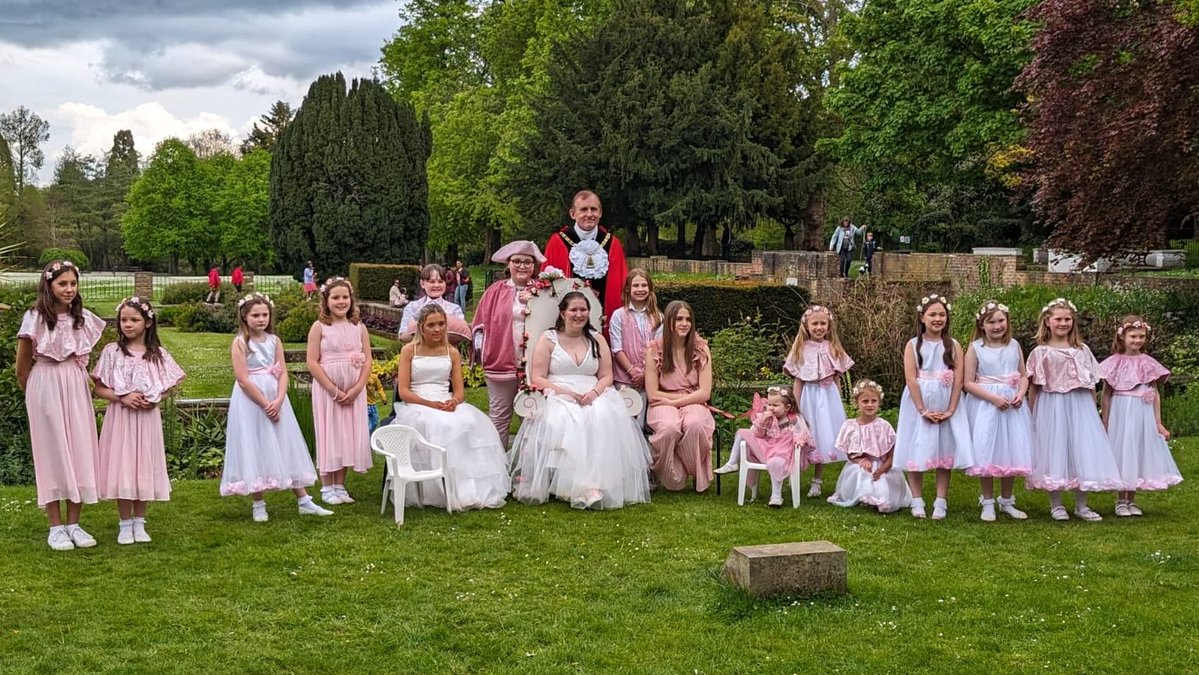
[917, 293, 952, 313]
[238, 293, 274, 308]
[851, 379, 884, 401]
[44, 260, 78, 279]
[116, 296, 154, 318]
[803, 304, 831, 319]
[975, 301, 1010, 321]
[1041, 297, 1077, 315]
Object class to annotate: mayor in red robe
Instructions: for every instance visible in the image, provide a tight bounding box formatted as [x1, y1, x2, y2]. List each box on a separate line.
[542, 190, 628, 329]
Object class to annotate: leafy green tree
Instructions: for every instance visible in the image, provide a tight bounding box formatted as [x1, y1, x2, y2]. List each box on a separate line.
[269, 73, 431, 276]
[0, 106, 51, 194]
[123, 138, 208, 272]
[824, 0, 1036, 248]
[0, 135, 14, 228]
[46, 147, 102, 250]
[88, 130, 141, 269]
[216, 149, 274, 267]
[240, 101, 295, 155]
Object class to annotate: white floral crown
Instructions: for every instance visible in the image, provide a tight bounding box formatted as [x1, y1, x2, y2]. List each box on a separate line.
[851, 379, 884, 401]
[44, 260, 78, 279]
[238, 293, 274, 308]
[319, 276, 353, 294]
[1041, 297, 1077, 315]
[917, 294, 952, 313]
[803, 304, 831, 319]
[1117, 319, 1151, 336]
[975, 301, 1009, 321]
[116, 296, 154, 318]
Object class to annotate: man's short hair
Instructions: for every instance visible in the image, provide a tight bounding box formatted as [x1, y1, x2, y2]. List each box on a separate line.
[571, 190, 602, 209]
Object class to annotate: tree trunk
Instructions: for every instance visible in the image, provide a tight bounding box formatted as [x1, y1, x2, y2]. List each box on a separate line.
[702, 223, 718, 257]
[646, 221, 659, 255]
[623, 221, 641, 257]
[691, 221, 704, 258]
[676, 222, 687, 258]
[720, 223, 733, 259]
[782, 220, 796, 249]
[485, 227, 501, 261]
[446, 243, 459, 266]
[802, 189, 828, 251]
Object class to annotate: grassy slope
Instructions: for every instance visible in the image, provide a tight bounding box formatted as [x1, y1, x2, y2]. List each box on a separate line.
[0, 441, 1195, 673]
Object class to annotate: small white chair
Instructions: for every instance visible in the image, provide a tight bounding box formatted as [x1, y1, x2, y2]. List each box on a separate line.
[735, 437, 803, 509]
[370, 424, 454, 526]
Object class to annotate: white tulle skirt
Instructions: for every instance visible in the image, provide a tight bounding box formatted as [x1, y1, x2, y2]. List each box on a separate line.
[827, 459, 912, 513]
[220, 374, 317, 496]
[509, 389, 651, 510]
[895, 379, 973, 472]
[964, 385, 1033, 477]
[799, 382, 847, 463]
[1028, 389, 1123, 491]
[391, 402, 510, 511]
[1106, 395, 1183, 491]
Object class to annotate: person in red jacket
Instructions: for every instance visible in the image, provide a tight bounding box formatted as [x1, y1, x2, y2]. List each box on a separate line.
[206, 267, 221, 304]
[542, 190, 628, 329]
[231, 266, 245, 293]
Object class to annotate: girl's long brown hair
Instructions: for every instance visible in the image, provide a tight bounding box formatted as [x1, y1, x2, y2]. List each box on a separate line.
[554, 291, 600, 359]
[115, 297, 164, 364]
[35, 261, 85, 331]
[660, 300, 698, 374]
[318, 278, 361, 324]
[620, 268, 661, 331]
[915, 298, 955, 369]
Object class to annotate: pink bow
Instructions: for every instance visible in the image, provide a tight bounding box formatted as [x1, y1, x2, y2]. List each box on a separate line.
[352, 353, 366, 368]
[1140, 389, 1157, 404]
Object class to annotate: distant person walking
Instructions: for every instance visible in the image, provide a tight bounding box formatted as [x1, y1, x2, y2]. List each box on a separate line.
[862, 231, 879, 275]
[829, 217, 866, 279]
[232, 266, 245, 293]
[302, 261, 317, 302]
[454, 261, 471, 312]
[206, 267, 222, 304]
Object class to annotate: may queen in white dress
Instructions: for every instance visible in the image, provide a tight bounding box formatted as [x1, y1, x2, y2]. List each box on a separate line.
[392, 304, 509, 511]
[509, 291, 651, 510]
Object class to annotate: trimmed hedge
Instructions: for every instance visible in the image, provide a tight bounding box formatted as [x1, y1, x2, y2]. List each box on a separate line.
[158, 281, 237, 305]
[349, 263, 422, 302]
[655, 281, 808, 336]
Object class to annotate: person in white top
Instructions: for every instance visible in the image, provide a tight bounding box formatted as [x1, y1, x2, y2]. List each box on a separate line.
[608, 268, 662, 429]
[399, 264, 466, 342]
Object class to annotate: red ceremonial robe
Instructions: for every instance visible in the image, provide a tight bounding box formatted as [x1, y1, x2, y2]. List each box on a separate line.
[542, 225, 628, 329]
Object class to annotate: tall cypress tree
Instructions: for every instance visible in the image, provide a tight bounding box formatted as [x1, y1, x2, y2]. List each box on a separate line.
[270, 73, 430, 276]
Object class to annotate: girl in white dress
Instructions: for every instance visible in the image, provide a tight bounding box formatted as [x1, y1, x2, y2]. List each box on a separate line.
[828, 380, 912, 513]
[783, 304, 854, 498]
[1099, 316, 1182, 517]
[1027, 298, 1122, 522]
[962, 301, 1033, 522]
[509, 291, 652, 510]
[220, 294, 333, 522]
[895, 293, 973, 520]
[392, 304, 510, 511]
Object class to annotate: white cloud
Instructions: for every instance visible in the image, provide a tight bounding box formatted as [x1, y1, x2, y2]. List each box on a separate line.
[55, 101, 239, 161]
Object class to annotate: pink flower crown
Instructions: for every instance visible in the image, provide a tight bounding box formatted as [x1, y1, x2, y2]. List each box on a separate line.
[1117, 319, 1151, 336]
[116, 296, 154, 318]
[320, 276, 353, 294]
[802, 304, 831, 320]
[44, 260, 78, 279]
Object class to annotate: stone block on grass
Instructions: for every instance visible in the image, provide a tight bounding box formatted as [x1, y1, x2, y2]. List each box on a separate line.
[722, 541, 847, 598]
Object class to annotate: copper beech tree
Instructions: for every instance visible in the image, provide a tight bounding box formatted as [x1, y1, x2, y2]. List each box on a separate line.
[1018, 0, 1199, 262]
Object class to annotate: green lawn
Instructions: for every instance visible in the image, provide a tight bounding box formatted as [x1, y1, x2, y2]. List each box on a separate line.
[1, 440, 1195, 672]
[160, 328, 399, 398]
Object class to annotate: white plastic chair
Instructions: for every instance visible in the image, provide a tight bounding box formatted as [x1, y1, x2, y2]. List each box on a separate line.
[370, 424, 454, 526]
[735, 437, 803, 509]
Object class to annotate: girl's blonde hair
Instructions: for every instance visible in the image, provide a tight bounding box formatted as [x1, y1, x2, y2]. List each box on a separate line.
[787, 304, 846, 365]
[413, 303, 448, 348]
[1111, 314, 1152, 354]
[969, 300, 1012, 345]
[236, 293, 276, 355]
[318, 277, 361, 324]
[1035, 297, 1082, 347]
[621, 268, 661, 331]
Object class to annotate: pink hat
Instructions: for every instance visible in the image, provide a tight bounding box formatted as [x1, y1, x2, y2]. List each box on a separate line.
[492, 240, 546, 264]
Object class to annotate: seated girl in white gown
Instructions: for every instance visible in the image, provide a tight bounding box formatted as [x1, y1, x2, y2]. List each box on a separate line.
[510, 291, 652, 510]
[391, 304, 509, 511]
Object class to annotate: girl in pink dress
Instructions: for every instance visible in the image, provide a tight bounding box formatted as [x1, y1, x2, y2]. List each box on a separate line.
[92, 297, 184, 545]
[1027, 298, 1122, 521]
[717, 387, 813, 507]
[16, 260, 106, 551]
[1099, 316, 1182, 517]
[784, 304, 854, 498]
[646, 300, 716, 492]
[828, 380, 912, 513]
[610, 269, 663, 429]
[307, 277, 372, 505]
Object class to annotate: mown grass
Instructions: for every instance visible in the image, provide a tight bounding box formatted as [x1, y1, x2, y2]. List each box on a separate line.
[160, 328, 398, 399]
[0, 440, 1195, 673]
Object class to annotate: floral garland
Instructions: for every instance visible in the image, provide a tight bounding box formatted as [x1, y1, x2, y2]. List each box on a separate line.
[974, 301, 1010, 322]
[917, 293, 952, 314]
[116, 296, 155, 318]
[1117, 319, 1151, 336]
[1040, 297, 1077, 316]
[238, 292, 274, 308]
[319, 276, 352, 294]
[44, 260, 78, 279]
[851, 379, 884, 401]
[802, 304, 832, 320]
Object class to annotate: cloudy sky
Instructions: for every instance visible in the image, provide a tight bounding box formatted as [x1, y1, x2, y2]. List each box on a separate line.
[0, 0, 402, 182]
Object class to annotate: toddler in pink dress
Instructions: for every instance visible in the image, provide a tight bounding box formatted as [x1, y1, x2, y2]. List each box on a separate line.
[306, 278, 372, 505]
[717, 388, 813, 507]
[16, 260, 106, 550]
[92, 297, 185, 544]
[828, 380, 912, 513]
